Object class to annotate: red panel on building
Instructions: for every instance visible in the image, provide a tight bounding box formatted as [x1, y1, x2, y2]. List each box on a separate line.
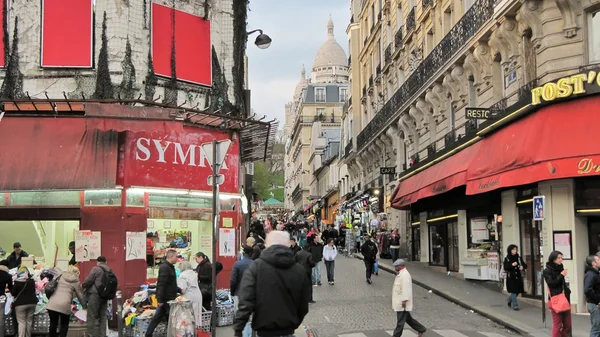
[120, 126, 239, 193]
[0, 117, 118, 190]
[151, 3, 212, 86]
[41, 0, 93, 67]
[0, 0, 5, 67]
[466, 96, 600, 194]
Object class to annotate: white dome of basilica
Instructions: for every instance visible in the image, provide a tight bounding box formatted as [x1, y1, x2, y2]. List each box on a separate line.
[311, 17, 349, 83]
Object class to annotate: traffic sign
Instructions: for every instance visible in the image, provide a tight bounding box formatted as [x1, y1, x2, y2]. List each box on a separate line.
[533, 196, 545, 221]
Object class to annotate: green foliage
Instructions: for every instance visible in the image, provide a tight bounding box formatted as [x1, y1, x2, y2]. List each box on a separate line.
[253, 161, 271, 201]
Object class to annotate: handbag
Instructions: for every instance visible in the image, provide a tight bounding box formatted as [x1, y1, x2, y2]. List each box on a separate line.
[44, 275, 62, 298]
[548, 290, 570, 313]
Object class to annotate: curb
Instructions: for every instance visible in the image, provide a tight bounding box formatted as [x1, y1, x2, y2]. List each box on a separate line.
[354, 255, 530, 336]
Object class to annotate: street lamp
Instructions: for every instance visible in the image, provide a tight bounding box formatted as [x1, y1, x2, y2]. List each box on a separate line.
[200, 139, 232, 337]
[248, 29, 272, 49]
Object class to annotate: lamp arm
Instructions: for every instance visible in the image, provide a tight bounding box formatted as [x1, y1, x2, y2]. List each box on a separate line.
[247, 29, 264, 36]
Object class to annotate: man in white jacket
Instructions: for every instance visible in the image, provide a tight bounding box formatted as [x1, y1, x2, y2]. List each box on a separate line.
[392, 259, 427, 337]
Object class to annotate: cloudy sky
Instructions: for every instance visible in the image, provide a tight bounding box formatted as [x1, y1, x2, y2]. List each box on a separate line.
[246, 1, 350, 127]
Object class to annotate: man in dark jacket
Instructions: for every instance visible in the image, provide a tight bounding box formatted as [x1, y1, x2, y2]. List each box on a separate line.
[0, 260, 13, 297]
[146, 250, 179, 337]
[82, 256, 112, 337]
[230, 246, 254, 299]
[233, 231, 310, 337]
[361, 234, 378, 284]
[290, 238, 302, 255]
[306, 236, 324, 285]
[585, 254, 600, 334]
[7, 242, 32, 269]
[295, 248, 315, 303]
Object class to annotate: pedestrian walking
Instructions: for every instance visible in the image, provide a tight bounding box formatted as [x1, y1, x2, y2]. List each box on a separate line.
[233, 231, 311, 337]
[0, 260, 13, 297]
[230, 245, 254, 337]
[306, 235, 324, 286]
[296, 245, 316, 304]
[390, 229, 401, 263]
[290, 238, 302, 255]
[503, 244, 526, 311]
[391, 259, 426, 337]
[584, 254, 600, 337]
[82, 256, 117, 337]
[11, 266, 37, 337]
[146, 250, 179, 337]
[323, 238, 338, 285]
[177, 262, 203, 328]
[543, 250, 571, 337]
[46, 266, 86, 337]
[361, 234, 378, 284]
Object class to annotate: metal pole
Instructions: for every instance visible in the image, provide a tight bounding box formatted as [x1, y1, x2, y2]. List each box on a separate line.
[210, 139, 219, 337]
[116, 291, 123, 337]
[538, 220, 546, 328]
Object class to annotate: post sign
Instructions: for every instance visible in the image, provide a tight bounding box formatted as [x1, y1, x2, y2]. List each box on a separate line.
[465, 108, 492, 120]
[533, 195, 545, 221]
[380, 167, 396, 175]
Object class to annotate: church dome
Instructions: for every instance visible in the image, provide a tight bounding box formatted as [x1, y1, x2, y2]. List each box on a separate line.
[312, 18, 348, 70]
[294, 65, 308, 100]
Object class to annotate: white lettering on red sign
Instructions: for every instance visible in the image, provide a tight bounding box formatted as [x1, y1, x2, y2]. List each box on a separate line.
[134, 137, 229, 169]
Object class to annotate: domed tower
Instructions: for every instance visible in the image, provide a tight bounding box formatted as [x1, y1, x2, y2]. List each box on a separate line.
[293, 64, 309, 101]
[311, 17, 349, 84]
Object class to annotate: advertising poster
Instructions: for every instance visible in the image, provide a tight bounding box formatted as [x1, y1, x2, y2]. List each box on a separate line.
[199, 221, 213, 260]
[126, 232, 146, 261]
[75, 230, 102, 262]
[219, 228, 235, 257]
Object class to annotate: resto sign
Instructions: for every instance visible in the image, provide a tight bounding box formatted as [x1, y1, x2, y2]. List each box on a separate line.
[531, 70, 600, 106]
[119, 126, 239, 193]
[465, 108, 492, 120]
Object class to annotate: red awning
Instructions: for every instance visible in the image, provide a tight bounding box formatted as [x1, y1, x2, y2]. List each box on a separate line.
[466, 96, 600, 194]
[391, 142, 482, 209]
[0, 117, 118, 190]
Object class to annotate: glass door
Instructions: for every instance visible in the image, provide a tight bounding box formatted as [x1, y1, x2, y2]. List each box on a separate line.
[429, 223, 447, 267]
[519, 206, 542, 297]
[448, 222, 459, 272]
[412, 226, 421, 261]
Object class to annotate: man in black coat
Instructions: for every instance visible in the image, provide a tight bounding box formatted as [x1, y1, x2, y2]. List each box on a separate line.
[7, 242, 33, 269]
[361, 235, 378, 284]
[145, 250, 179, 337]
[306, 236, 324, 285]
[290, 238, 302, 255]
[233, 231, 310, 337]
[295, 248, 316, 303]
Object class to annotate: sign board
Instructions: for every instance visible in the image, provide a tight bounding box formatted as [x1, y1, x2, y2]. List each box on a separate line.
[531, 69, 600, 106]
[465, 108, 492, 120]
[380, 167, 396, 175]
[219, 228, 235, 257]
[125, 232, 146, 261]
[75, 230, 101, 262]
[487, 252, 500, 282]
[533, 196, 545, 221]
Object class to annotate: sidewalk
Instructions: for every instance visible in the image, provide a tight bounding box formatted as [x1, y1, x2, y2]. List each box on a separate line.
[215, 325, 309, 337]
[355, 254, 590, 337]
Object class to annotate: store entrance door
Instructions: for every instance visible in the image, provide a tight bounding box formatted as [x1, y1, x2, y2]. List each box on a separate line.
[448, 222, 459, 272]
[519, 206, 543, 298]
[588, 217, 600, 254]
[412, 226, 421, 261]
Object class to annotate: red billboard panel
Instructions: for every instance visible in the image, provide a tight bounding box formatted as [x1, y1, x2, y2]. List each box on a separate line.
[120, 126, 239, 193]
[152, 3, 212, 86]
[41, 0, 93, 67]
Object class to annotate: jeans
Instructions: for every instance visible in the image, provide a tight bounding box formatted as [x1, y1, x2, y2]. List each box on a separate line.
[324, 260, 335, 282]
[242, 321, 252, 337]
[146, 303, 171, 337]
[507, 293, 519, 309]
[364, 259, 375, 280]
[87, 293, 108, 337]
[588, 303, 600, 337]
[15, 304, 36, 337]
[392, 311, 426, 337]
[312, 261, 322, 284]
[48, 310, 70, 337]
[390, 248, 399, 263]
[550, 308, 571, 337]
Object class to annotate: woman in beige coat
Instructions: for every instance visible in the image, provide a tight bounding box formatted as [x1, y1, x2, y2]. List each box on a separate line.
[46, 266, 86, 337]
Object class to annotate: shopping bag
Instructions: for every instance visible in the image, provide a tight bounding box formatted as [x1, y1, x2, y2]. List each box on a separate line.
[374, 262, 379, 274]
[548, 292, 570, 313]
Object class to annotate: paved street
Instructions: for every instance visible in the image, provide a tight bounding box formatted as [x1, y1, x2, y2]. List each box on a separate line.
[217, 257, 516, 337]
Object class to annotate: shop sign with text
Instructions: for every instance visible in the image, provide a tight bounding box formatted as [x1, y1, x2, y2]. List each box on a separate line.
[465, 108, 493, 120]
[380, 167, 396, 175]
[531, 69, 600, 106]
[119, 126, 239, 193]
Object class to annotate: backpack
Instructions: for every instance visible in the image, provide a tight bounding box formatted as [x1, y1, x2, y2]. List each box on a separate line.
[44, 275, 62, 298]
[95, 266, 118, 300]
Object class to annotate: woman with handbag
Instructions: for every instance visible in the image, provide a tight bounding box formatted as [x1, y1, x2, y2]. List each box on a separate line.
[46, 266, 86, 337]
[11, 266, 37, 337]
[543, 250, 572, 337]
[503, 244, 526, 311]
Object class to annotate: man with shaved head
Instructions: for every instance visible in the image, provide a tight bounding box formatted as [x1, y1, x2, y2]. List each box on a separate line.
[233, 231, 310, 337]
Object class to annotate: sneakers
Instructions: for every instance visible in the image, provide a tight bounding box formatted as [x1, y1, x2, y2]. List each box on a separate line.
[317, 282, 322, 286]
[367, 278, 372, 284]
[328, 281, 334, 285]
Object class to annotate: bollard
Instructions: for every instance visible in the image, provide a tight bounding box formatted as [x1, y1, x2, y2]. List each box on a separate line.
[116, 291, 123, 337]
[0, 295, 5, 337]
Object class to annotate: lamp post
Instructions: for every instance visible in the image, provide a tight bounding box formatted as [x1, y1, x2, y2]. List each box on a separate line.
[247, 29, 272, 49]
[200, 139, 232, 337]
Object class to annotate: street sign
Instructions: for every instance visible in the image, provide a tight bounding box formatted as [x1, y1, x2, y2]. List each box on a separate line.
[533, 196, 545, 221]
[380, 167, 396, 175]
[465, 108, 492, 120]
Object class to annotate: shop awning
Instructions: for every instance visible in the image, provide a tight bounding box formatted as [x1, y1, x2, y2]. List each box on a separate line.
[391, 142, 482, 209]
[466, 95, 600, 194]
[0, 117, 118, 190]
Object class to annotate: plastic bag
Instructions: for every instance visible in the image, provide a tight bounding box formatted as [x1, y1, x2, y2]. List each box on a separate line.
[374, 262, 379, 274]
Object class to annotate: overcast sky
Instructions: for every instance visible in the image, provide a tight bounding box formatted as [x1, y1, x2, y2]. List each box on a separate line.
[246, 1, 350, 128]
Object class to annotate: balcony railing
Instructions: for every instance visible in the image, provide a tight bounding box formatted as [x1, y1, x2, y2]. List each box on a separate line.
[422, 0, 433, 9]
[356, 0, 495, 151]
[394, 27, 403, 49]
[344, 141, 353, 158]
[384, 44, 392, 64]
[407, 7, 416, 31]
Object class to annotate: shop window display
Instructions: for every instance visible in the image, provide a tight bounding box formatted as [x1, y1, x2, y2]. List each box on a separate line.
[429, 225, 446, 266]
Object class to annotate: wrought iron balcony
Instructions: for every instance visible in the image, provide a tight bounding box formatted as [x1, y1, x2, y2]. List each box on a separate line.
[356, 0, 495, 151]
[384, 44, 392, 64]
[407, 7, 416, 32]
[394, 27, 403, 49]
[344, 141, 353, 158]
[422, 0, 433, 9]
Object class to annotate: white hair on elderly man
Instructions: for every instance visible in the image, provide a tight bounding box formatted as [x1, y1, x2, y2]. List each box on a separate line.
[266, 230, 291, 247]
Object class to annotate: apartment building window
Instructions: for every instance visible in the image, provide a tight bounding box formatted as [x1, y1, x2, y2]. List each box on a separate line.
[377, 40, 382, 65]
[315, 88, 326, 102]
[589, 10, 600, 63]
[371, 4, 375, 29]
[443, 7, 453, 35]
[425, 30, 434, 56]
[340, 88, 348, 102]
[317, 108, 325, 116]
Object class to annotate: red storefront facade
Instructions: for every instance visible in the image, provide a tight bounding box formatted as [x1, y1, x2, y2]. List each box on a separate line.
[0, 103, 251, 298]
